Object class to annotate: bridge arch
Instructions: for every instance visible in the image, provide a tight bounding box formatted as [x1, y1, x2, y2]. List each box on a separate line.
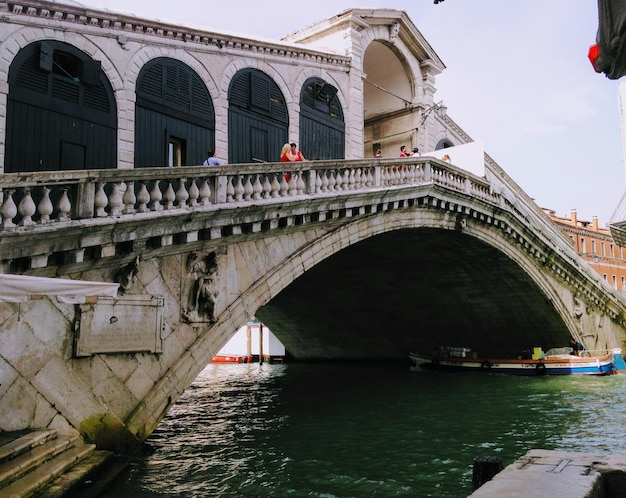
[126, 205, 580, 440]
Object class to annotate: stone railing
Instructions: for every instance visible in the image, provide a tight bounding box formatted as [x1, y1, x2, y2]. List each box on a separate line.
[0, 158, 499, 230]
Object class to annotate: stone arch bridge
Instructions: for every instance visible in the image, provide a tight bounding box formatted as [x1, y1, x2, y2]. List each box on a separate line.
[1, 156, 626, 452]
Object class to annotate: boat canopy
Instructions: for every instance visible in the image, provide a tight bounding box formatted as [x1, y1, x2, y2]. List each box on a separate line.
[0, 274, 119, 303]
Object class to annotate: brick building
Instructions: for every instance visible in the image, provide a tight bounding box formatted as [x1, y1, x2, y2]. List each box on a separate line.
[546, 208, 626, 291]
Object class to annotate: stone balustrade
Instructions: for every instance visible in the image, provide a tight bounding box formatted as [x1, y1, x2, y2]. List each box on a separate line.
[0, 158, 497, 230]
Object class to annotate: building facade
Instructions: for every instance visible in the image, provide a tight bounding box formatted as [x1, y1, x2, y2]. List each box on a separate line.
[547, 208, 626, 292]
[0, 3, 471, 174]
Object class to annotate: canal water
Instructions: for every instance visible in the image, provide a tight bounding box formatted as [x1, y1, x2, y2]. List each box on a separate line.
[102, 363, 626, 497]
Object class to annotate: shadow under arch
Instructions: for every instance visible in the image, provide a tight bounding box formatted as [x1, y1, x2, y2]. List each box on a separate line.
[125, 206, 577, 442]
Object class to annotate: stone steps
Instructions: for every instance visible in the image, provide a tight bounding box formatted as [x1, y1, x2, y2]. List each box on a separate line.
[0, 429, 129, 498]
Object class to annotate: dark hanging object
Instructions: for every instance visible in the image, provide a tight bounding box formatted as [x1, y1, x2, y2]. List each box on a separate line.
[591, 0, 626, 79]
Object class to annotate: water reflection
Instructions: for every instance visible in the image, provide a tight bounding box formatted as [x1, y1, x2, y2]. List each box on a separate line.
[103, 364, 626, 497]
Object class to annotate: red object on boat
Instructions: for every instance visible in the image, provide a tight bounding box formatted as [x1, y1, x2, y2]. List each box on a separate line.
[211, 354, 252, 363]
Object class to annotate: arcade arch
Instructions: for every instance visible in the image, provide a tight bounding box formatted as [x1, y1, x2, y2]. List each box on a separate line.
[135, 57, 215, 168]
[6, 40, 117, 172]
[362, 40, 416, 158]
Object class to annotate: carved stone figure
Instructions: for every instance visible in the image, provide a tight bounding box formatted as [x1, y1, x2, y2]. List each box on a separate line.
[456, 215, 467, 231]
[389, 22, 400, 42]
[116, 256, 140, 293]
[183, 251, 219, 323]
[573, 294, 585, 320]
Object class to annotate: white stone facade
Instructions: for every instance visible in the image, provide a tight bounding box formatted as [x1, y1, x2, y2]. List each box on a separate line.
[0, 2, 471, 171]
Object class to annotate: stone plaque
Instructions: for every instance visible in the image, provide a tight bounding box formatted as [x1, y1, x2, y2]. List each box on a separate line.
[74, 295, 164, 356]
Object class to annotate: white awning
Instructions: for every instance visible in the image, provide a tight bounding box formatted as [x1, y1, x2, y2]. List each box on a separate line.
[0, 274, 119, 303]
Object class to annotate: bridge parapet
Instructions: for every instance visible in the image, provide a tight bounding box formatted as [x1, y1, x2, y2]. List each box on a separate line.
[0, 158, 498, 226]
[0, 158, 501, 268]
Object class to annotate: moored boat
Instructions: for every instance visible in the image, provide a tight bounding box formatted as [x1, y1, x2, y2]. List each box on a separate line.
[409, 346, 619, 376]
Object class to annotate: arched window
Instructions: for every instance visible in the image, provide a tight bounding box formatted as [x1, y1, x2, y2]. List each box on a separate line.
[299, 77, 345, 160]
[6, 40, 116, 172]
[435, 138, 455, 150]
[135, 57, 215, 167]
[228, 68, 288, 163]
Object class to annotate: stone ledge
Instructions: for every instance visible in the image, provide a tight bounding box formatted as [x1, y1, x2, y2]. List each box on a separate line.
[469, 449, 626, 498]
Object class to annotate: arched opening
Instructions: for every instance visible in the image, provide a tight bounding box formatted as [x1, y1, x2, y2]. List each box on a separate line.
[228, 68, 288, 164]
[299, 77, 344, 160]
[135, 57, 215, 167]
[6, 40, 117, 172]
[435, 138, 455, 150]
[362, 40, 414, 158]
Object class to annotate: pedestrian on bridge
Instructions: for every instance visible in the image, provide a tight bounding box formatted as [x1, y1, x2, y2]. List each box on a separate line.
[203, 149, 224, 166]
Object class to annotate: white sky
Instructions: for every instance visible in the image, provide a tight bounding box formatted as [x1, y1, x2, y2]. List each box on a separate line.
[87, 0, 624, 225]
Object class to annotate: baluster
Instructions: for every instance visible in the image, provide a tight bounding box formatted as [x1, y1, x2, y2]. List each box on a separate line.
[188, 178, 200, 206]
[321, 170, 329, 192]
[352, 169, 361, 190]
[394, 166, 402, 185]
[400, 165, 407, 183]
[38, 186, 53, 224]
[328, 170, 337, 191]
[18, 188, 36, 226]
[108, 183, 123, 216]
[163, 181, 176, 210]
[243, 175, 254, 200]
[279, 173, 289, 197]
[262, 175, 272, 199]
[234, 175, 245, 201]
[1, 189, 17, 228]
[342, 169, 350, 190]
[348, 169, 356, 190]
[95, 182, 108, 217]
[287, 174, 297, 196]
[270, 174, 281, 198]
[382, 167, 389, 186]
[332, 170, 341, 191]
[252, 175, 263, 200]
[123, 181, 136, 214]
[296, 173, 306, 195]
[363, 168, 371, 187]
[56, 187, 72, 221]
[406, 164, 415, 184]
[315, 170, 323, 193]
[150, 181, 163, 211]
[137, 181, 150, 212]
[226, 176, 235, 202]
[199, 178, 212, 206]
[175, 178, 189, 208]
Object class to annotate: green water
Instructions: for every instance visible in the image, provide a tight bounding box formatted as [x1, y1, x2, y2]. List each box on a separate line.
[102, 363, 626, 497]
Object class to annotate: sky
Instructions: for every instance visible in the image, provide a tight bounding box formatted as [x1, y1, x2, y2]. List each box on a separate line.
[86, 0, 625, 226]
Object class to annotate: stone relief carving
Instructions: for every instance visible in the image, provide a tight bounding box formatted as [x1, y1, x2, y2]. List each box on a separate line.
[573, 294, 585, 320]
[182, 251, 219, 323]
[455, 215, 467, 231]
[116, 256, 140, 293]
[389, 22, 400, 42]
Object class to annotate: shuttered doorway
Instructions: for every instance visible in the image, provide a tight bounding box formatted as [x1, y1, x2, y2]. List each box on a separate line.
[6, 40, 117, 172]
[228, 69, 288, 164]
[135, 58, 215, 167]
[299, 78, 345, 160]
